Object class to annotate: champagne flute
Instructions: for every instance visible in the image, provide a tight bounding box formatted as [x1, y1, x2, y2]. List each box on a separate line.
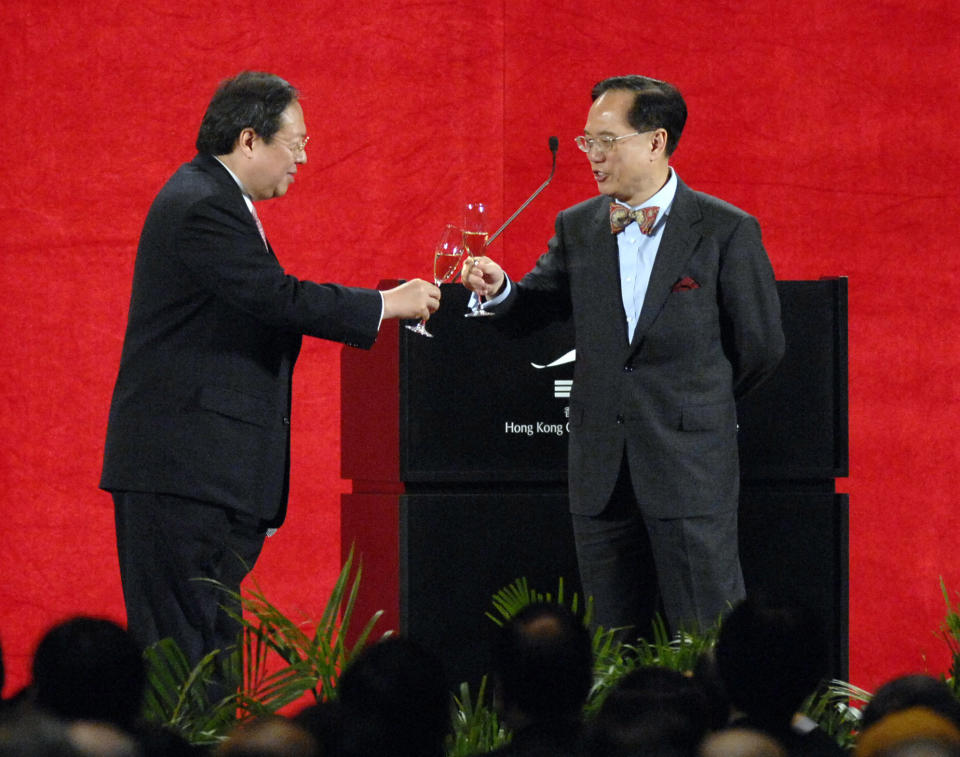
[405, 224, 465, 338]
[462, 200, 494, 317]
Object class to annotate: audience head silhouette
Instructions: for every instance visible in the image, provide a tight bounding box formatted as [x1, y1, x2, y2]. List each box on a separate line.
[700, 727, 788, 757]
[215, 716, 319, 757]
[335, 635, 449, 757]
[856, 706, 960, 757]
[584, 666, 710, 757]
[31, 616, 145, 731]
[492, 602, 593, 729]
[861, 675, 960, 732]
[715, 597, 828, 732]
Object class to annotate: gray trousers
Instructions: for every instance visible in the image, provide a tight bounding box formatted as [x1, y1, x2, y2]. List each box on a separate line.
[570, 457, 745, 637]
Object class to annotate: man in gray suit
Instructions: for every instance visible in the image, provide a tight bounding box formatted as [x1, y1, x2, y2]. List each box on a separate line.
[101, 72, 439, 665]
[463, 75, 784, 636]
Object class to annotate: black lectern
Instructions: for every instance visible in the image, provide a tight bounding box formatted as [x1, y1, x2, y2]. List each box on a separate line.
[341, 278, 848, 687]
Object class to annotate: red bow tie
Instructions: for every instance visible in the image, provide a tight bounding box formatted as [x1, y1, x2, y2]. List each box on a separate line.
[610, 203, 660, 235]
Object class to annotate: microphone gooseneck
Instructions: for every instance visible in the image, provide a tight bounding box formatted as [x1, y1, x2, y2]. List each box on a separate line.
[485, 136, 558, 248]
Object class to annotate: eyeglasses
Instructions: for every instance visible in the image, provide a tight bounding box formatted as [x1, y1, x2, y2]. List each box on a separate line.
[274, 135, 310, 157]
[574, 132, 642, 155]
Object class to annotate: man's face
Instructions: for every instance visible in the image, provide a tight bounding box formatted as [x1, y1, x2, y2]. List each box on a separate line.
[582, 89, 662, 207]
[246, 101, 308, 201]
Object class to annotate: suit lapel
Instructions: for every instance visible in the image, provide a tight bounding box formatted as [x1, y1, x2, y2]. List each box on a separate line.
[587, 199, 631, 344]
[628, 181, 702, 351]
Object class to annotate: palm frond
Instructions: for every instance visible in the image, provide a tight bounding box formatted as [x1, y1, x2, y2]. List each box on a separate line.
[630, 615, 720, 673]
[201, 544, 384, 707]
[802, 679, 872, 749]
[141, 545, 385, 743]
[939, 577, 960, 696]
[447, 677, 509, 756]
[486, 577, 588, 627]
[141, 639, 241, 745]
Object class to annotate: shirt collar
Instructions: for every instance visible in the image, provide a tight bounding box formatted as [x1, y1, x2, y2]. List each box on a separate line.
[613, 167, 679, 229]
[213, 156, 255, 212]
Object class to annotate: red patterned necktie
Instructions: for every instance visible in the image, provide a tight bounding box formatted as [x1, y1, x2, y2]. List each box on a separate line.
[249, 203, 268, 249]
[610, 203, 660, 235]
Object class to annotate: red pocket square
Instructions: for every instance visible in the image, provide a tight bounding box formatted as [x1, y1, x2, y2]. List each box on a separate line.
[672, 276, 700, 292]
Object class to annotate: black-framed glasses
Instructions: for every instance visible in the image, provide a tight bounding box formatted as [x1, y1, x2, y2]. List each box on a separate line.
[574, 131, 641, 155]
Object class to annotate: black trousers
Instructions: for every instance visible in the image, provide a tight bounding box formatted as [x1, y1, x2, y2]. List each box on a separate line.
[570, 457, 745, 637]
[113, 491, 266, 667]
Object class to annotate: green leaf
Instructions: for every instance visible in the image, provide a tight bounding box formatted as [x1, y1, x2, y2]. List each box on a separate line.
[140, 545, 384, 744]
[447, 677, 509, 756]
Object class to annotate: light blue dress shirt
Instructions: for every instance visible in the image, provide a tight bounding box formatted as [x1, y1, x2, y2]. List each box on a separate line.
[615, 168, 678, 342]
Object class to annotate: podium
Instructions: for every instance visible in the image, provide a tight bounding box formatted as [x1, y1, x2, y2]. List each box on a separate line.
[341, 279, 848, 687]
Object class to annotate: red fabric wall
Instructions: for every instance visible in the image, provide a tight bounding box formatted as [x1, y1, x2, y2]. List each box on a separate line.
[2, 0, 958, 697]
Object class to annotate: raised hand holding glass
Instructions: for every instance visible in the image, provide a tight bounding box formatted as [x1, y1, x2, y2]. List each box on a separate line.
[405, 224, 465, 338]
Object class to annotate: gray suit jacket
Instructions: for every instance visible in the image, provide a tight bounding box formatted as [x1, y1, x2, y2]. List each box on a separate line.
[100, 154, 383, 525]
[501, 179, 784, 518]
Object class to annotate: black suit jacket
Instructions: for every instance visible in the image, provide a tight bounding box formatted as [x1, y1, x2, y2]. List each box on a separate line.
[100, 154, 382, 525]
[501, 179, 784, 518]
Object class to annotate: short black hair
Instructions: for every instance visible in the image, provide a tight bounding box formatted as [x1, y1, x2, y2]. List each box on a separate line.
[591, 75, 687, 155]
[195, 71, 299, 156]
[336, 636, 450, 757]
[31, 616, 146, 729]
[715, 597, 828, 729]
[597, 666, 710, 738]
[861, 675, 960, 732]
[493, 602, 593, 722]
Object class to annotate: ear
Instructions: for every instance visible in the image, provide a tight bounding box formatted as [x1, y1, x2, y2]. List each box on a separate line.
[235, 127, 258, 159]
[650, 128, 669, 159]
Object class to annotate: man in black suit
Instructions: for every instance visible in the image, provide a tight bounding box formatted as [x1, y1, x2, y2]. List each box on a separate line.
[463, 75, 784, 636]
[100, 71, 440, 665]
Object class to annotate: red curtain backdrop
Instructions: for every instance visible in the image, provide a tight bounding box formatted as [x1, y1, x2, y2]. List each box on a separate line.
[2, 0, 958, 697]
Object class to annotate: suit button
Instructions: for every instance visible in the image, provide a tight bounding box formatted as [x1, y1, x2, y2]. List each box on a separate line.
[282, 417, 290, 425]
[623, 364, 634, 373]
[616, 414, 624, 424]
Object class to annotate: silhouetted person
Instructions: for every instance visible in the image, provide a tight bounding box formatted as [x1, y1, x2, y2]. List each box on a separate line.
[714, 598, 841, 757]
[700, 728, 787, 757]
[0, 706, 82, 756]
[31, 617, 145, 732]
[861, 675, 960, 732]
[334, 636, 450, 757]
[487, 603, 593, 756]
[215, 716, 319, 757]
[582, 666, 709, 757]
[855, 707, 960, 757]
[693, 648, 734, 731]
[293, 700, 340, 756]
[67, 721, 142, 757]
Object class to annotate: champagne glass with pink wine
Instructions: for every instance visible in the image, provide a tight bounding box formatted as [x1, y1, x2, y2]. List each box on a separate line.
[462, 200, 494, 317]
[405, 224, 465, 338]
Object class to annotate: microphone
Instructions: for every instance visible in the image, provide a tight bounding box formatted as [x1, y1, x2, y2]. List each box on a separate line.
[485, 136, 558, 247]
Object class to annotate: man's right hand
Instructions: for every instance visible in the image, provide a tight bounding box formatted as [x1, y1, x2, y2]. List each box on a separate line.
[461, 256, 506, 298]
[381, 279, 441, 321]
